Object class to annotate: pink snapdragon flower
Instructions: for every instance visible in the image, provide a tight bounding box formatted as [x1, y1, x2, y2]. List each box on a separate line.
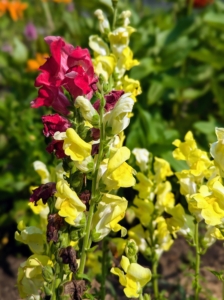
[31, 86, 71, 115]
[31, 36, 98, 115]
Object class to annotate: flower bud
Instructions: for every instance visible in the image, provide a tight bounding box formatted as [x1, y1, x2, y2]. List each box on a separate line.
[125, 239, 138, 263]
[42, 265, 54, 283]
[94, 9, 110, 34]
[75, 96, 99, 127]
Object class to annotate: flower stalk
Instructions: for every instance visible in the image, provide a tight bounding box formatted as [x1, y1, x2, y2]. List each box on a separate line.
[194, 221, 201, 300]
[77, 89, 106, 277]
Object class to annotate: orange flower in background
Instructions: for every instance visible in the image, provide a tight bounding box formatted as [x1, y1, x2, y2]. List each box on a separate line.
[0, 1, 8, 17]
[53, 0, 72, 2]
[0, 0, 28, 21]
[27, 53, 49, 72]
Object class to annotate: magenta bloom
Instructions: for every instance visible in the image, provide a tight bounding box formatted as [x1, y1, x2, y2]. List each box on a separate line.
[93, 90, 124, 112]
[42, 114, 71, 137]
[30, 182, 56, 205]
[32, 36, 98, 115]
[31, 86, 71, 116]
[35, 36, 75, 88]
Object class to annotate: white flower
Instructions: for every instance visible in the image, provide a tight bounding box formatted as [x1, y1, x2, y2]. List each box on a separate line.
[75, 96, 99, 127]
[132, 148, 150, 172]
[94, 9, 110, 34]
[74, 155, 94, 173]
[104, 93, 134, 135]
[33, 161, 50, 184]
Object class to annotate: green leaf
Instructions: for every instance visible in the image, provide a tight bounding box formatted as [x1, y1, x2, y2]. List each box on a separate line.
[209, 270, 224, 281]
[203, 12, 224, 31]
[12, 38, 28, 64]
[147, 81, 164, 106]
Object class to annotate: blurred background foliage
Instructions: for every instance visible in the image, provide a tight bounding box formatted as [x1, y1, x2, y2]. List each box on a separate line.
[1, 0, 224, 256]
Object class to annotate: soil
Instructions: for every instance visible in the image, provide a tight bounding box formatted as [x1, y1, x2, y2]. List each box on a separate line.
[0, 237, 223, 300]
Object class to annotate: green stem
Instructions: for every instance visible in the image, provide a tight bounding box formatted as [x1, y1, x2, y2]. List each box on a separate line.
[112, 0, 118, 30]
[149, 219, 159, 300]
[77, 200, 95, 275]
[41, 0, 55, 32]
[77, 93, 105, 276]
[194, 221, 200, 300]
[100, 238, 107, 299]
[152, 260, 159, 299]
[139, 294, 144, 300]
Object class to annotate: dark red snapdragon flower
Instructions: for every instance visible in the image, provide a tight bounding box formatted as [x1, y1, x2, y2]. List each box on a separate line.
[46, 140, 66, 159]
[30, 182, 56, 205]
[42, 114, 71, 137]
[93, 90, 124, 112]
[193, 0, 213, 7]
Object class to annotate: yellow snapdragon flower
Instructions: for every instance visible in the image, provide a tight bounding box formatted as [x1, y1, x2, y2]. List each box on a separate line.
[188, 182, 224, 226]
[166, 204, 190, 236]
[154, 157, 173, 182]
[116, 75, 142, 102]
[92, 54, 116, 81]
[55, 180, 86, 226]
[134, 172, 153, 199]
[210, 127, 224, 175]
[132, 196, 154, 227]
[109, 26, 136, 54]
[111, 256, 151, 298]
[156, 181, 175, 211]
[128, 224, 147, 253]
[15, 224, 45, 254]
[17, 254, 53, 299]
[92, 193, 128, 241]
[101, 147, 136, 190]
[33, 160, 51, 184]
[63, 128, 92, 162]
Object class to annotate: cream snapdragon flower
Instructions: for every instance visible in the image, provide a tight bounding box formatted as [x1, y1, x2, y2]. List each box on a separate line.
[111, 256, 151, 298]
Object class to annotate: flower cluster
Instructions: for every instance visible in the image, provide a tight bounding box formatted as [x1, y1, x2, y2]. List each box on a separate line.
[172, 130, 224, 246]
[16, 7, 151, 299]
[129, 148, 175, 259]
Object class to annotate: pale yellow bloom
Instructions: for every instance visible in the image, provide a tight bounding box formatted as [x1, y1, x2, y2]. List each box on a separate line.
[33, 161, 50, 184]
[154, 157, 173, 182]
[210, 127, 224, 175]
[17, 254, 53, 299]
[111, 256, 151, 298]
[63, 128, 92, 162]
[92, 194, 128, 241]
[128, 224, 147, 253]
[156, 181, 175, 211]
[188, 182, 224, 226]
[134, 172, 153, 199]
[132, 196, 154, 227]
[101, 147, 136, 190]
[132, 148, 150, 172]
[89, 35, 110, 56]
[55, 180, 86, 226]
[116, 75, 142, 102]
[109, 26, 136, 54]
[166, 204, 190, 236]
[15, 225, 45, 254]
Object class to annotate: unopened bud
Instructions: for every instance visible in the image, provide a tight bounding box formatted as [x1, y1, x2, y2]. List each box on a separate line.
[125, 239, 138, 263]
[42, 265, 54, 283]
